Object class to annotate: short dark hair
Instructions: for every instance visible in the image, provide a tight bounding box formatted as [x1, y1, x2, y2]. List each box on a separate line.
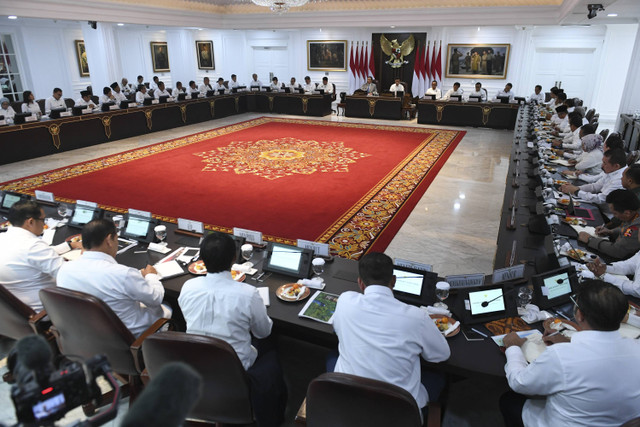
[103, 86, 111, 95]
[556, 105, 568, 113]
[322, 77, 328, 81]
[137, 84, 146, 91]
[53, 88, 62, 94]
[8, 200, 41, 227]
[506, 83, 512, 88]
[625, 164, 640, 185]
[200, 232, 236, 274]
[176, 81, 182, 87]
[605, 133, 624, 151]
[431, 80, 437, 85]
[23, 90, 33, 102]
[604, 148, 627, 168]
[157, 81, 164, 88]
[231, 74, 236, 78]
[535, 85, 542, 90]
[606, 189, 640, 212]
[569, 115, 582, 128]
[82, 219, 117, 250]
[217, 77, 224, 82]
[557, 92, 567, 101]
[581, 124, 596, 136]
[189, 80, 195, 86]
[573, 280, 628, 331]
[475, 82, 482, 87]
[565, 98, 575, 107]
[153, 76, 159, 81]
[137, 75, 143, 80]
[110, 82, 118, 90]
[204, 77, 209, 81]
[453, 82, 460, 87]
[272, 77, 278, 81]
[358, 252, 394, 287]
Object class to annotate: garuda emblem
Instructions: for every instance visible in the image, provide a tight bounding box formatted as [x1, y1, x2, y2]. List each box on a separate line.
[380, 34, 415, 68]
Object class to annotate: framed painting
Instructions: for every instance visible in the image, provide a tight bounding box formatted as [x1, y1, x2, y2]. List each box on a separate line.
[307, 40, 347, 71]
[196, 40, 215, 70]
[444, 44, 510, 79]
[74, 40, 89, 77]
[150, 41, 170, 72]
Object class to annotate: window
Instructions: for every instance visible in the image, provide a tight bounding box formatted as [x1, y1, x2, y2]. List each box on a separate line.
[0, 34, 24, 102]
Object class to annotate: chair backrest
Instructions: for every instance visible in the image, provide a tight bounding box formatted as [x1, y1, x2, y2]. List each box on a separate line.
[621, 416, 640, 427]
[591, 113, 600, 124]
[592, 121, 599, 132]
[585, 108, 596, 122]
[39, 287, 139, 375]
[142, 331, 254, 424]
[306, 372, 423, 427]
[64, 98, 74, 109]
[11, 102, 22, 112]
[36, 99, 45, 114]
[90, 95, 100, 105]
[0, 284, 38, 340]
[600, 128, 609, 140]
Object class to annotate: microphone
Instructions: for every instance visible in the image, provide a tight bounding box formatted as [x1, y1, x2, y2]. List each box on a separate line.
[480, 286, 519, 308]
[121, 362, 203, 427]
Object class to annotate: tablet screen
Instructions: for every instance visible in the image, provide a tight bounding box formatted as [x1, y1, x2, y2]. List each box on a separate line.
[1, 193, 20, 209]
[543, 272, 572, 300]
[270, 246, 302, 273]
[393, 269, 424, 296]
[469, 288, 505, 315]
[71, 207, 95, 225]
[125, 217, 150, 237]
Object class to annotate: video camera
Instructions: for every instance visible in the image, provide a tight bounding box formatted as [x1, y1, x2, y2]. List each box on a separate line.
[8, 336, 120, 426]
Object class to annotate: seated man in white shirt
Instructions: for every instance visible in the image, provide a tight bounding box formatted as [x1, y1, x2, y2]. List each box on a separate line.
[173, 81, 185, 97]
[288, 77, 301, 92]
[121, 77, 135, 96]
[136, 75, 144, 88]
[213, 77, 226, 93]
[360, 76, 377, 95]
[0, 200, 80, 311]
[529, 84, 544, 104]
[135, 84, 151, 104]
[468, 82, 487, 102]
[249, 73, 262, 89]
[443, 82, 464, 100]
[178, 232, 286, 427]
[187, 80, 199, 95]
[302, 76, 315, 93]
[74, 90, 96, 109]
[495, 82, 515, 102]
[154, 81, 171, 99]
[545, 87, 559, 107]
[99, 86, 117, 105]
[317, 76, 334, 94]
[552, 114, 582, 149]
[331, 252, 450, 421]
[44, 87, 66, 114]
[269, 77, 282, 92]
[424, 80, 441, 99]
[560, 148, 627, 215]
[150, 76, 160, 92]
[389, 78, 404, 94]
[228, 74, 240, 89]
[110, 82, 127, 103]
[199, 77, 213, 94]
[57, 219, 171, 337]
[500, 280, 640, 427]
[548, 105, 569, 131]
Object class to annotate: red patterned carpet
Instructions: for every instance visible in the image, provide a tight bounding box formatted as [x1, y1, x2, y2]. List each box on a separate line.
[1, 118, 465, 259]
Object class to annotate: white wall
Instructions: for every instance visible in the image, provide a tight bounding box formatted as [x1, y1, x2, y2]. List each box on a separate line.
[0, 18, 637, 131]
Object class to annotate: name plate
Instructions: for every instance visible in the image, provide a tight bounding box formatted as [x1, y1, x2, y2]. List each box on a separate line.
[35, 190, 55, 203]
[233, 227, 262, 244]
[108, 105, 119, 110]
[186, 95, 192, 100]
[60, 111, 72, 117]
[0, 120, 6, 126]
[492, 264, 525, 284]
[128, 208, 151, 218]
[297, 239, 329, 257]
[177, 218, 203, 234]
[197, 94, 204, 98]
[128, 102, 137, 108]
[445, 273, 485, 289]
[393, 258, 433, 272]
[151, 99, 159, 104]
[81, 108, 92, 114]
[24, 115, 37, 122]
[77, 200, 98, 209]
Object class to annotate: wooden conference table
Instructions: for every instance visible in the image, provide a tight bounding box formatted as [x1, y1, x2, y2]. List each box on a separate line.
[0, 92, 333, 166]
[417, 99, 519, 129]
[344, 95, 404, 120]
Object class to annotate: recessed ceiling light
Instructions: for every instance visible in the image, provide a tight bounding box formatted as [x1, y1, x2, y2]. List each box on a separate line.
[390, 25, 396, 29]
[117, 23, 124, 26]
[607, 13, 618, 17]
[8, 15, 18, 20]
[198, 28, 203, 31]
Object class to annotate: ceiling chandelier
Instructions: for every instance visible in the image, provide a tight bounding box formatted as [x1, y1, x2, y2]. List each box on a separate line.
[250, 0, 310, 14]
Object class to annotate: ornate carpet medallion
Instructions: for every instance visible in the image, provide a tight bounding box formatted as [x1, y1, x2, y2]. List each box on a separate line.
[193, 136, 371, 180]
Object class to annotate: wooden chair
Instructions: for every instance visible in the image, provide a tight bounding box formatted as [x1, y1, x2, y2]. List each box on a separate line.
[36, 99, 46, 114]
[600, 129, 609, 140]
[38, 287, 169, 402]
[304, 372, 434, 427]
[0, 283, 49, 341]
[142, 331, 256, 426]
[585, 108, 596, 123]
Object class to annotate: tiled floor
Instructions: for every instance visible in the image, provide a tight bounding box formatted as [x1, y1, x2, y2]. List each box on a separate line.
[0, 112, 513, 426]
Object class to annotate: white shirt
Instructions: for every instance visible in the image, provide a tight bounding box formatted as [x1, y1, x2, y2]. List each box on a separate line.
[578, 171, 603, 183]
[574, 149, 603, 174]
[577, 166, 626, 211]
[44, 96, 66, 114]
[22, 102, 42, 115]
[288, 83, 301, 92]
[529, 92, 545, 103]
[495, 89, 514, 101]
[333, 285, 450, 408]
[443, 88, 464, 100]
[551, 114, 568, 130]
[214, 83, 226, 92]
[303, 83, 315, 93]
[199, 83, 213, 94]
[562, 127, 582, 150]
[188, 86, 200, 94]
[505, 330, 640, 427]
[99, 94, 116, 105]
[317, 83, 333, 94]
[0, 106, 15, 120]
[0, 227, 69, 311]
[389, 83, 404, 93]
[425, 88, 441, 99]
[154, 89, 171, 99]
[178, 271, 272, 370]
[57, 251, 165, 337]
[112, 91, 127, 103]
[604, 250, 640, 297]
[250, 79, 262, 88]
[468, 89, 487, 102]
[135, 91, 151, 103]
[121, 83, 135, 95]
[74, 98, 96, 109]
[228, 80, 240, 89]
[172, 87, 185, 97]
[269, 82, 281, 92]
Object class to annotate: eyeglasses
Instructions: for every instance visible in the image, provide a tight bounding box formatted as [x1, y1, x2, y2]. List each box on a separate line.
[570, 293, 580, 309]
[31, 216, 46, 222]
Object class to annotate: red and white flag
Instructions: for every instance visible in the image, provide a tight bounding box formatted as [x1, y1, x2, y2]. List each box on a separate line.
[430, 42, 437, 87]
[435, 41, 442, 83]
[424, 41, 431, 88]
[348, 42, 356, 94]
[411, 43, 422, 98]
[358, 43, 366, 87]
[368, 42, 375, 80]
[354, 42, 361, 89]
[363, 43, 370, 82]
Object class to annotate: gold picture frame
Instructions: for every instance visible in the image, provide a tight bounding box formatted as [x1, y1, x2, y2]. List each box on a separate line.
[150, 41, 170, 72]
[444, 43, 510, 79]
[307, 40, 347, 71]
[74, 40, 89, 77]
[196, 40, 215, 70]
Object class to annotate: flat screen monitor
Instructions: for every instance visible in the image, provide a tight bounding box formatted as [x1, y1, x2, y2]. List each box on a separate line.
[0, 191, 25, 212]
[394, 91, 404, 98]
[13, 112, 32, 124]
[425, 94, 436, 100]
[121, 214, 157, 243]
[392, 265, 438, 307]
[49, 107, 66, 118]
[119, 101, 131, 109]
[100, 102, 114, 112]
[469, 95, 482, 102]
[261, 86, 272, 92]
[143, 98, 153, 106]
[158, 95, 170, 104]
[72, 106, 88, 116]
[177, 93, 187, 101]
[514, 96, 526, 104]
[458, 285, 512, 325]
[314, 89, 324, 95]
[531, 265, 577, 309]
[296, 88, 305, 94]
[68, 205, 102, 228]
[497, 96, 510, 104]
[218, 89, 225, 95]
[283, 87, 291, 93]
[206, 90, 215, 97]
[262, 242, 313, 279]
[450, 95, 462, 102]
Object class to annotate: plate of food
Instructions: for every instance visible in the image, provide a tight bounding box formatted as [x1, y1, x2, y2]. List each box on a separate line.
[548, 155, 559, 160]
[65, 234, 82, 243]
[276, 283, 310, 302]
[543, 318, 580, 339]
[557, 198, 579, 206]
[562, 216, 587, 226]
[564, 248, 598, 262]
[430, 315, 460, 338]
[554, 179, 569, 186]
[543, 166, 557, 173]
[0, 220, 10, 231]
[187, 261, 245, 281]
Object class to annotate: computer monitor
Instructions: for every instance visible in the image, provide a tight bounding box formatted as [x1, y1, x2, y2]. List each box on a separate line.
[218, 89, 225, 95]
[0, 191, 26, 212]
[206, 90, 215, 97]
[450, 95, 462, 102]
[143, 98, 153, 106]
[497, 96, 510, 104]
[68, 204, 102, 228]
[394, 91, 404, 98]
[72, 106, 88, 116]
[119, 101, 131, 109]
[262, 86, 272, 92]
[469, 95, 482, 102]
[283, 87, 291, 93]
[177, 93, 187, 101]
[158, 95, 170, 104]
[121, 214, 157, 243]
[425, 94, 436, 100]
[458, 285, 512, 325]
[262, 242, 313, 279]
[514, 96, 526, 104]
[391, 264, 438, 307]
[13, 112, 32, 124]
[100, 102, 114, 112]
[296, 88, 305, 94]
[531, 265, 577, 309]
[49, 107, 67, 118]
[314, 89, 324, 95]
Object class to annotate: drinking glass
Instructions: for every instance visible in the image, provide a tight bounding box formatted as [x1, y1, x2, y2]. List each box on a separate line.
[312, 258, 325, 283]
[434, 282, 450, 309]
[57, 203, 69, 219]
[241, 244, 253, 264]
[154, 225, 167, 246]
[518, 286, 533, 309]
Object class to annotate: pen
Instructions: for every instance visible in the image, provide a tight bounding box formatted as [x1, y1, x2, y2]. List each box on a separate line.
[546, 328, 566, 338]
[553, 309, 570, 320]
[471, 327, 488, 338]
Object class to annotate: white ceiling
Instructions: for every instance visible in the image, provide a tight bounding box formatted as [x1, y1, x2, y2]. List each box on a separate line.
[0, 0, 638, 29]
